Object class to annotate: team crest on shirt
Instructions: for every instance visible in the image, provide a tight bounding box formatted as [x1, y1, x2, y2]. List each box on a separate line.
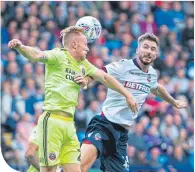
[147, 74, 151, 82]
[81, 68, 86, 76]
[49, 152, 56, 161]
[79, 66, 86, 76]
[94, 133, 102, 141]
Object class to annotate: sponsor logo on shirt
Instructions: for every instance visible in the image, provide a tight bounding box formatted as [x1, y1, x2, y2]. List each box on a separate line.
[65, 68, 77, 81]
[128, 71, 146, 76]
[128, 71, 152, 83]
[124, 81, 150, 93]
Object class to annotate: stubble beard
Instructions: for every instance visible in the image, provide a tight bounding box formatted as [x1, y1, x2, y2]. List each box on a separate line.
[139, 55, 153, 65]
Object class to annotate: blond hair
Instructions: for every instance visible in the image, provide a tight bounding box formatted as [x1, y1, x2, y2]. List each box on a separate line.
[60, 26, 85, 48]
[138, 33, 159, 47]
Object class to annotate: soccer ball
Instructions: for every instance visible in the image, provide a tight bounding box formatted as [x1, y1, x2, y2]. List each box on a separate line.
[76, 16, 102, 43]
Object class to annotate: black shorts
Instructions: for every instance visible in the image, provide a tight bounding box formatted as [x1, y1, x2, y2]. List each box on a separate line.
[82, 114, 129, 172]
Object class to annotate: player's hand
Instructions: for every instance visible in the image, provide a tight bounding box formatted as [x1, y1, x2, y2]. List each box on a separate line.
[126, 96, 138, 113]
[8, 39, 23, 49]
[173, 100, 187, 109]
[74, 74, 87, 90]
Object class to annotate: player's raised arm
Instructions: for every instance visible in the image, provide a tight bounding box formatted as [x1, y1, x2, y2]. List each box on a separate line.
[91, 69, 138, 113]
[151, 83, 187, 109]
[8, 39, 48, 63]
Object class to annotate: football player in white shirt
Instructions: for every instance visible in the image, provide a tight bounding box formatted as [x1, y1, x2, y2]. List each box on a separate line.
[80, 33, 187, 172]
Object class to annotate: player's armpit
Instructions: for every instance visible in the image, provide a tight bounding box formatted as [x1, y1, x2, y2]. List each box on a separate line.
[150, 85, 159, 95]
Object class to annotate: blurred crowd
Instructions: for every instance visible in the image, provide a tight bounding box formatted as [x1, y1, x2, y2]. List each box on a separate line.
[1, 1, 194, 172]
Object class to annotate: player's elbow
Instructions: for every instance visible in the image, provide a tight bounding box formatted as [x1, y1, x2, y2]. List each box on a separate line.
[25, 150, 32, 160]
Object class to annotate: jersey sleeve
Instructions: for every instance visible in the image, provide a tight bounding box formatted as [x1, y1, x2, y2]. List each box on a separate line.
[43, 49, 59, 65]
[104, 59, 126, 79]
[151, 69, 159, 90]
[151, 80, 158, 89]
[29, 126, 38, 145]
[82, 59, 98, 76]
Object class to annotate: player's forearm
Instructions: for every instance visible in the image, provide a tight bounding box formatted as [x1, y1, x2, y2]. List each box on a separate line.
[16, 45, 42, 62]
[26, 154, 40, 171]
[152, 84, 175, 106]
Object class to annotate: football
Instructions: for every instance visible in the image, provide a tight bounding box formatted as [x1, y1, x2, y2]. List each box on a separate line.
[76, 16, 102, 43]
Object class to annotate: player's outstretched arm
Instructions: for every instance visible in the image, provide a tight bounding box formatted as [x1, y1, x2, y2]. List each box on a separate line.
[8, 39, 47, 63]
[25, 141, 40, 171]
[151, 83, 187, 109]
[91, 69, 138, 113]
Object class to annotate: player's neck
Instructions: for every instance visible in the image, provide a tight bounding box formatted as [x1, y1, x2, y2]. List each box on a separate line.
[135, 58, 149, 73]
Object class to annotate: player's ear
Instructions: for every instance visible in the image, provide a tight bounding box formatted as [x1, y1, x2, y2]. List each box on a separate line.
[155, 48, 159, 57]
[71, 40, 77, 49]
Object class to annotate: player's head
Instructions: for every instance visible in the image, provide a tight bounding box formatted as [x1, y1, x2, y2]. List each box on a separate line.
[60, 26, 89, 60]
[136, 33, 159, 65]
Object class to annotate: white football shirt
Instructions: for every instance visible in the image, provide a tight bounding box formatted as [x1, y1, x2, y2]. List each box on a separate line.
[102, 58, 158, 130]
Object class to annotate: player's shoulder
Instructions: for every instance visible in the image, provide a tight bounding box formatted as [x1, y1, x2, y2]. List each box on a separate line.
[53, 48, 64, 54]
[119, 58, 134, 69]
[53, 48, 69, 60]
[50, 48, 67, 54]
[119, 58, 131, 64]
[46, 48, 60, 52]
[80, 59, 93, 67]
[45, 48, 60, 57]
[108, 58, 131, 67]
[149, 65, 158, 76]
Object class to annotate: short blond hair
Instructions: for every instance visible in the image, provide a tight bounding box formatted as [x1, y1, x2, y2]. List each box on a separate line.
[60, 26, 85, 48]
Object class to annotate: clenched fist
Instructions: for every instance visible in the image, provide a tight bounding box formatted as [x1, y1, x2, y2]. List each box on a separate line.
[74, 74, 88, 90]
[8, 39, 23, 49]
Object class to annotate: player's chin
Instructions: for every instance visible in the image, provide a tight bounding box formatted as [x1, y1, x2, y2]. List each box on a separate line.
[83, 53, 87, 58]
[143, 58, 153, 64]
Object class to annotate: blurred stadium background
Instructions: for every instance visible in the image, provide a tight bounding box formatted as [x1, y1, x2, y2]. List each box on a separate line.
[1, 1, 194, 172]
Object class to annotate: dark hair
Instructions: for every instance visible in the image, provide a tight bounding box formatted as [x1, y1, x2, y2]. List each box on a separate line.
[138, 33, 159, 47]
